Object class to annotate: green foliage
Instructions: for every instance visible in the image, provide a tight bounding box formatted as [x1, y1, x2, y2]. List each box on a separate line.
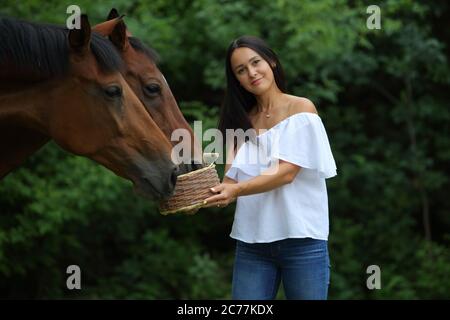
[86, 230, 230, 299]
[1, 0, 449, 299]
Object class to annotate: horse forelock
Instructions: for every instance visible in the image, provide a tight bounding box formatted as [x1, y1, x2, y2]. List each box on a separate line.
[90, 32, 124, 73]
[128, 37, 160, 65]
[0, 17, 123, 79]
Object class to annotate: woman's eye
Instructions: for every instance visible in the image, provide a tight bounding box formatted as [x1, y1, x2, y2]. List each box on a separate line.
[253, 60, 260, 65]
[144, 83, 161, 96]
[104, 85, 122, 99]
[237, 69, 244, 75]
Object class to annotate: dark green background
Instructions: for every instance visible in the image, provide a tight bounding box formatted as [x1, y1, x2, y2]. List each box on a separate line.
[0, 0, 449, 299]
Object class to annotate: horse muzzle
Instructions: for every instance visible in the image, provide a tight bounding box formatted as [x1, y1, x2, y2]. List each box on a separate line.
[130, 160, 179, 200]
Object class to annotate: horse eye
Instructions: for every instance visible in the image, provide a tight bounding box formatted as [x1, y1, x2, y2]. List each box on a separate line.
[104, 85, 122, 98]
[144, 83, 161, 97]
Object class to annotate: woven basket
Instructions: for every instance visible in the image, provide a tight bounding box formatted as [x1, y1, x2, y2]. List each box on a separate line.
[159, 164, 220, 215]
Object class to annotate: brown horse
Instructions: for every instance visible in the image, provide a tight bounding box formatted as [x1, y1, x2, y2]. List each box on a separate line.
[0, 15, 179, 199]
[93, 9, 203, 174]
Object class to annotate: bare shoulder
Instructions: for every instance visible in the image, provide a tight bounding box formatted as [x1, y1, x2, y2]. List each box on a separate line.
[287, 96, 318, 116]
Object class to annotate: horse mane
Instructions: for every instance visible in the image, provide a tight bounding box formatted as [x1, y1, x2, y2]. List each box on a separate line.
[128, 37, 160, 64]
[0, 17, 123, 79]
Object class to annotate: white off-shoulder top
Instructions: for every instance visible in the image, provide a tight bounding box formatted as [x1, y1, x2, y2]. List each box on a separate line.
[225, 112, 337, 243]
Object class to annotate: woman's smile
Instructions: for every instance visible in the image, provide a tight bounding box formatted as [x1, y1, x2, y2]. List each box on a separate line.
[251, 78, 263, 86]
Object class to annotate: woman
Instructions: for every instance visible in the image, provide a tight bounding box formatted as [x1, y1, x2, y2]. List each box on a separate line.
[204, 35, 337, 300]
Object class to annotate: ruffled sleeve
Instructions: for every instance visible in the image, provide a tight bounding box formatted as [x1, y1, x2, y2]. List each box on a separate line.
[225, 141, 264, 180]
[225, 166, 239, 181]
[268, 113, 337, 179]
[225, 113, 337, 181]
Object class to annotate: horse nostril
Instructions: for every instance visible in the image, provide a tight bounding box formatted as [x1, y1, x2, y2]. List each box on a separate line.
[171, 166, 179, 186]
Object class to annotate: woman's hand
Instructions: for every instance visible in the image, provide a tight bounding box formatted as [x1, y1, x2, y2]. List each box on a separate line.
[203, 183, 240, 208]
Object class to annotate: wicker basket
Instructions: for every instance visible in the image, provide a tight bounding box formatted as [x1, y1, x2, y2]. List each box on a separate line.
[159, 163, 220, 215]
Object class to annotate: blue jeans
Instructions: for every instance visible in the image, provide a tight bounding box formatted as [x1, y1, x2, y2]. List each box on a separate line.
[232, 238, 330, 300]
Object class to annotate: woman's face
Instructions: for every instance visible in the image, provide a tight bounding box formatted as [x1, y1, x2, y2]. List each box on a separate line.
[230, 47, 275, 95]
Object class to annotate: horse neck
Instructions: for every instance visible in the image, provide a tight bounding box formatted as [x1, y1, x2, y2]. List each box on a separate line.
[0, 79, 59, 130]
[0, 81, 56, 179]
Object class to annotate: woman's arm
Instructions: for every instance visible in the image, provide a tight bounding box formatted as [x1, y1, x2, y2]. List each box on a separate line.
[236, 160, 300, 196]
[204, 160, 301, 207]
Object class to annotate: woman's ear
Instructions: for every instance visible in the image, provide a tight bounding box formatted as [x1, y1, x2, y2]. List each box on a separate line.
[270, 61, 277, 68]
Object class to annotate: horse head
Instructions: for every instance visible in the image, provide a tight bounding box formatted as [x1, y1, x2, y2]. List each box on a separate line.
[0, 15, 179, 199]
[93, 9, 204, 175]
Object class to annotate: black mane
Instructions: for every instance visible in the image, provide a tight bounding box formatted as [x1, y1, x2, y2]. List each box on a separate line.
[0, 17, 123, 79]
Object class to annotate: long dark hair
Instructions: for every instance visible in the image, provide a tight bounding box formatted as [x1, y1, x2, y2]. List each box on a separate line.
[218, 35, 286, 140]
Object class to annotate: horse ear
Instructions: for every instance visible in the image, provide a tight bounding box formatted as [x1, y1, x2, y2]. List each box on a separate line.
[92, 15, 125, 37]
[68, 14, 91, 55]
[110, 19, 130, 51]
[107, 8, 120, 20]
